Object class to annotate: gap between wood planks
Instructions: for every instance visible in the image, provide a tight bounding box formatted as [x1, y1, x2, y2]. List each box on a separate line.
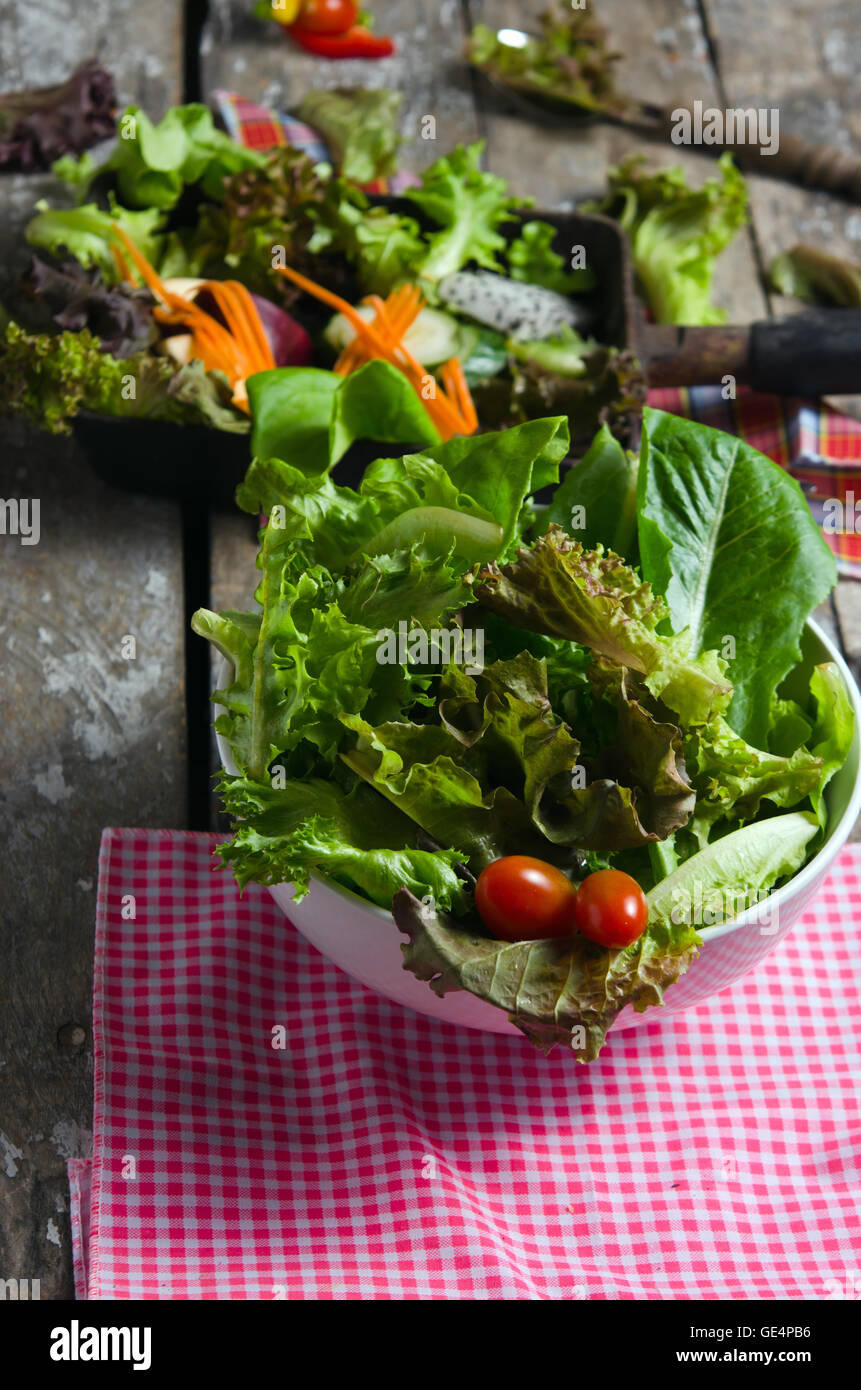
[182, 0, 220, 830]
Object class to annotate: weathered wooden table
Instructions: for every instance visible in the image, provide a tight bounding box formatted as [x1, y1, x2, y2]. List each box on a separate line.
[1, 0, 858, 1298]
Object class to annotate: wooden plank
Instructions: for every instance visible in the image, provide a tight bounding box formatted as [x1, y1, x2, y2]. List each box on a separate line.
[0, 1, 185, 1299]
[468, 0, 769, 323]
[201, 0, 481, 167]
[700, 0, 861, 316]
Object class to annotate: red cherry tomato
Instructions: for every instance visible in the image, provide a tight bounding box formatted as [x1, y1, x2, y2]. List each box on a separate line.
[475, 856, 578, 942]
[572, 869, 648, 948]
[295, 0, 357, 32]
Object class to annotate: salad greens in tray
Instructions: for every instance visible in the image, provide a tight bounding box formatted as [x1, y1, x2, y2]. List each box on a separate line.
[1, 95, 632, 443]
[0, 86, 746, 450]
[194, 396, 853, 1061]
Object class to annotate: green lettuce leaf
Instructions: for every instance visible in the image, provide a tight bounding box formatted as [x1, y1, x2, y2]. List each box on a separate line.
[235, 458, 382, 568]
[476, 525, 732, 726]
[296, 88, 402, 184]
[638, 407, 837, 745]
[685, 715, 822, 845]
[246, 360, 440, 477]
[25, 199, 165, 282]
[406, 141, 528, 284]
[217, 775, 468, 909]
[361, 416, 569, 559]
[392, 888, 699, 1060]
[645, 811, 819, 929]
[309, 180, 426, 296]
[193, 532, 417, 779]
[809, 663, 855, 825]
[546, 423, 639, 560]
[55, 102, 265, 210]
[507, 220, 598, 294]
[585, 153, 747, 324]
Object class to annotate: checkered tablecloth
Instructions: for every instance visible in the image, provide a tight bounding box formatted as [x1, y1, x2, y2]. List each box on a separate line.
[69, 827, 861, 1300]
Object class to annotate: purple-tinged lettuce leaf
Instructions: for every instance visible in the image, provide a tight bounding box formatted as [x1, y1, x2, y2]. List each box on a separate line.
[476, 525, 731, 726]
[22, 254, 155, 357]
[392, 888, 699, 1061]
[0, 62, 115, 170]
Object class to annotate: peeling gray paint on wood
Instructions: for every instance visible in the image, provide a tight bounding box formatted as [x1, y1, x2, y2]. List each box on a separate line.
[0, 1, 184, 1299]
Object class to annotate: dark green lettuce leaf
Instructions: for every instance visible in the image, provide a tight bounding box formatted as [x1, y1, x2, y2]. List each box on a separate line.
[638, 407, 837, 745]
[537, 664, 695, 849]
[546, 424, 639, 561]
[342, 651, 693, 864]
[393, 888, 699, 1060]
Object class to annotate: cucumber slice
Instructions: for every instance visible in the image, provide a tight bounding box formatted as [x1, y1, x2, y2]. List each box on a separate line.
[324, 305, 472, 367]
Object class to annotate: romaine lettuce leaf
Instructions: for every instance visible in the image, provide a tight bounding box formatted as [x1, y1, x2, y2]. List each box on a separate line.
[645, 811, 819, 929]
[638, 408, 837, 745]
[546, 424, 639, 561]
[392, 888, 700, 1060]
[809, 663, 855, 825]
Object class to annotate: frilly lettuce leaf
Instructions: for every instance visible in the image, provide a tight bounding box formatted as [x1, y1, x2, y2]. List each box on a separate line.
[193, 530, 421, 780]
[686, 715, 822, 846]
[507, 219, 598, 295]
[217, 775, 468, 910]
[476, 525, 731, 726]
[25, 199, 166, 282]
[406, 140, 529, 284]
[585, 152, 747, 325]
[392, 888, 700, 1061]
[341, 651, 694, 864]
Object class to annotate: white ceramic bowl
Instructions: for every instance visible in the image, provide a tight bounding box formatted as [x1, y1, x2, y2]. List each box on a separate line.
[215, 619, 861, 1038]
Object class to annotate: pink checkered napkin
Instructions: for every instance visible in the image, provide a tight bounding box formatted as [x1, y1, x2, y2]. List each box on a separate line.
[71, 828, 861, 1300]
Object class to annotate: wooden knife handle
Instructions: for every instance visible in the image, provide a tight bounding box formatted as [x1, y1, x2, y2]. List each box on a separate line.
[643, 311, 861, 395]
[652, 105, 861, 201]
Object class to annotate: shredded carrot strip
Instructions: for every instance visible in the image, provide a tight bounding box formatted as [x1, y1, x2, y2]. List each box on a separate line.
[274, 262, 478, 439]
[110, 226, 274, 408]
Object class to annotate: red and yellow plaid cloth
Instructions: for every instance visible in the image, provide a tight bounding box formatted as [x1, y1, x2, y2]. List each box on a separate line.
[214, 90, 861, 579]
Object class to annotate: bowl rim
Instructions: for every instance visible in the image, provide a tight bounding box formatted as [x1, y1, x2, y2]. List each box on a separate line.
[213, 615, 861, 939]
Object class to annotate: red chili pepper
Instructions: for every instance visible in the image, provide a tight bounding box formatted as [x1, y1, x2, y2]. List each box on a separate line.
[289, 23, 394, 57]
